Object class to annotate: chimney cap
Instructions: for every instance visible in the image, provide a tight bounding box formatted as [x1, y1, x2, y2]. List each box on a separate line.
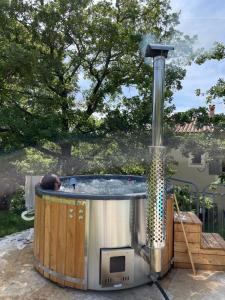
[209, 104, 215, 110]
[145, 44, 174, 58]
[208, 104, 215, 118]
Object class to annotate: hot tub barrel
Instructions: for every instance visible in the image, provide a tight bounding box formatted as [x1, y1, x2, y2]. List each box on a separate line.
[33, 175, 174, 290]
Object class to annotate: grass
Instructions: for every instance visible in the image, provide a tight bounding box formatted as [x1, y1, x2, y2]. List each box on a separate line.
[0, 210, 34, 238]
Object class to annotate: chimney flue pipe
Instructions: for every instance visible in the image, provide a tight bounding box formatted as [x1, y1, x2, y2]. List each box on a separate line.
[152, 56, 165, 146]
[145, 44, 174, 146]
[145, 44, 174, 274]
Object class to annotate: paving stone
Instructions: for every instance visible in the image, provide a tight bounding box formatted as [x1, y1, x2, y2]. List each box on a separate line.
[1, 230, 225, 300]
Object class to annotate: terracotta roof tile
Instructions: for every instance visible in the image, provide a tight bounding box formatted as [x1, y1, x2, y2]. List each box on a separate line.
[175, 119, 214, 133]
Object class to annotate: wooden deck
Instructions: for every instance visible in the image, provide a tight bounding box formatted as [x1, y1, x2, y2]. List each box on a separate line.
[174, 211, 225, 271]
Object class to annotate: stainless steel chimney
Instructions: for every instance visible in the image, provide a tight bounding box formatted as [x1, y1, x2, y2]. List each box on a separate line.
[145, 44, 174, 273]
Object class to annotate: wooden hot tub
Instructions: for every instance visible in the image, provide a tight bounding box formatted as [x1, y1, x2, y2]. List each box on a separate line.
[34, 175, 174, 290]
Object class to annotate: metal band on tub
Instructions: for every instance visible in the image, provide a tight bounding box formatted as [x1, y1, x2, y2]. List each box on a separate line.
[33, 257, 85, 285]
[40, 195, 86, 206]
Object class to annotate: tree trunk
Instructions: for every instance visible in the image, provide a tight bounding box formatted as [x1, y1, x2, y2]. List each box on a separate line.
[59, 142, 72, 175]
[59, 88, 72, 175]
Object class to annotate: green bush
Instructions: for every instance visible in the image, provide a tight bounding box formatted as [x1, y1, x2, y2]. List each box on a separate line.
[174, 185, 195, 211]
[9, 188, 26, 214]
[0, 210, 33, 238]
[174, 185, 213, 212]
[0, 188, 34, 237]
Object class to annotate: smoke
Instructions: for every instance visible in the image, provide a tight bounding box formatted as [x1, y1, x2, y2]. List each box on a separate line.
[139, 34, 158, 65]
[139, 32, 198, 66]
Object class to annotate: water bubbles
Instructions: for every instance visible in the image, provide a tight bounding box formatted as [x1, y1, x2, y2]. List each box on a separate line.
[60, 178, 147, 196]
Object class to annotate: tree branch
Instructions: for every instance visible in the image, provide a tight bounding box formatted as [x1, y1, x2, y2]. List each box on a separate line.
[86, 51, 112, 116]
[65, 62, 81, 83]
[13, 101, 34, 117]
[33, 145, 61, 158]
[0, 87, 54, 102]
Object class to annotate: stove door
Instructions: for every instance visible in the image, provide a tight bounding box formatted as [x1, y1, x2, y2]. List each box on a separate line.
[100, 248, 134, 288]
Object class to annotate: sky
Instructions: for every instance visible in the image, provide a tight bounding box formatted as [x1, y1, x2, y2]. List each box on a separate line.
[170, 0, 225, 113]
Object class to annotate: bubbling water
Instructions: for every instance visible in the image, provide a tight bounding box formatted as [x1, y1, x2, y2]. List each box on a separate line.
[61, 178, 147, 195]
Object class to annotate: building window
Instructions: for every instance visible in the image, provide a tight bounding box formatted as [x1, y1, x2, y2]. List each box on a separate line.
[222, 161, 225, 173]
[209, 159, 222, 175]
[191, 153, 202, 164]
[188, 153, 206, 168]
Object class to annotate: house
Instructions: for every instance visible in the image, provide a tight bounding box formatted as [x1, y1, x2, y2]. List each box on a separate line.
[169, 105, 225, 235]
[171, 105, 224, 189]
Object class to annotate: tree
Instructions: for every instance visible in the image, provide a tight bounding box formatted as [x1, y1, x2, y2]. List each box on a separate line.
[195, 42, 225, 104]
[0, 0, 192, 175]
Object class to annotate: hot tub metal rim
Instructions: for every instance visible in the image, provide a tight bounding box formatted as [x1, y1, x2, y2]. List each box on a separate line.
[35, 186, 146, 200]
[36, 175, 173, 200]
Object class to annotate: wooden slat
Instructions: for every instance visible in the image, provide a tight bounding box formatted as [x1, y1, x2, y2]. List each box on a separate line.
[204, 233, 220, 249]
[201, 233, 225, 250]
[161, 247, 169, 275]
[174, 241, 200, 252]
[36, 196, 41, 261]
[162, 200, 170, 273]
[168, 196, 174, 263]
[212, 233, 225, 250]
[175, 241, 225, 256]
[174, 212, 201, 225]
[161, 196, 174, 275]
[174, 212, 192, 224]
[43, 201, 51, 279]
[64, 205, 77, 288]
[188, 212, 196, 223]
[201, 233, 211, 248]
[174, 251, 225, 266]
[174, 231, 201, 243]
[174, 223, 201, 233]
[55, 204, 67, 286]
[174, 262, 225, 271]
[49, 202, 59, 283]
